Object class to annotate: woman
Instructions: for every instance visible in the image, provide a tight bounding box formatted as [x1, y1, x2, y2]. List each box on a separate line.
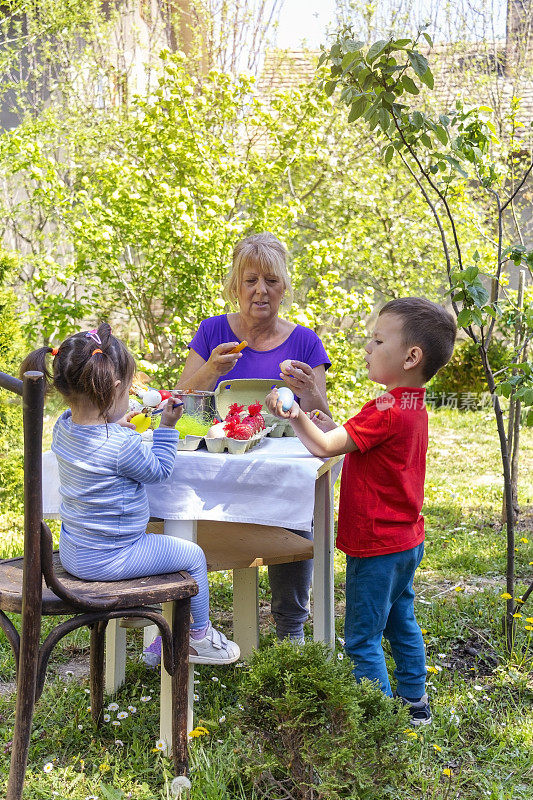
[177, 232, 331, 643]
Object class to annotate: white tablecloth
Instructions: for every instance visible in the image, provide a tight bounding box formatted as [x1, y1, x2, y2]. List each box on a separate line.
[42, 437, 342, 531]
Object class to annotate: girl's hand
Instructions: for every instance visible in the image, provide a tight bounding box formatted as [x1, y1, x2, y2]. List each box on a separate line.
[206, 342, 243, 377]
[118, 411, 137, 430]
[265, 389, 300, 420]
[307, 409, 338, 432]
[160, 401, 184, 428]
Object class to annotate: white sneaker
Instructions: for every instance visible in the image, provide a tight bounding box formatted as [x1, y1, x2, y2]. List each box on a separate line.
[189, 622, 240, 665]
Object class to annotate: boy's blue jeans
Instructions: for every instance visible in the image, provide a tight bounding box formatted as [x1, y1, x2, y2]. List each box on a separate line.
[344, 542, 426, 700]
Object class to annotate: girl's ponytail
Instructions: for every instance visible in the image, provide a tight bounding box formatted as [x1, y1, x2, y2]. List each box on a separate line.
[19, 346, 55, 391]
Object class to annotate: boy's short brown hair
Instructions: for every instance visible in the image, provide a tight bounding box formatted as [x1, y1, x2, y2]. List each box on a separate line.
[379, 297, 456, 381]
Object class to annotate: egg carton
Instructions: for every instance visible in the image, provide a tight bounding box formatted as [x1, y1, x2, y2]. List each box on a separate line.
[204, 426, 274, 454]
[268, 419, 295, 438]
[177, 435, 205, 451]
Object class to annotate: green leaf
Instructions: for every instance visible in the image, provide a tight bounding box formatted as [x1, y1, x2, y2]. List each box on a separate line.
[439, 114, 450, 127]
[348, 96, 368, 122]
[100, 785, 124, 800]
[435, 125, 448, 145]
[344, 39, 365, 52]
[420, 132, 432, 148]
[411, 111, 424, 129]
[402, 75, 420, 95]
[366, 39, 389, 64]
[457, 308, 472, 327]
[384, 144, 394, 164]
[392, 38, 412, 48]
[324, 80, 337, 97]
[407, 50, 429, 78]
[423, 32, 433, 47]
[341, 52, 359, 70]
[420, 68, 434, 89]
[378, 107, 390, 131]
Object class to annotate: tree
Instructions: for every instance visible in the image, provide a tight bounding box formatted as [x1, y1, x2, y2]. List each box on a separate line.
[321, 29, 533, 649]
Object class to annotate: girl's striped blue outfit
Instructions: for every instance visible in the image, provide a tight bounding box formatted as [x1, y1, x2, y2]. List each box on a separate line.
[53, 410, 209, 629]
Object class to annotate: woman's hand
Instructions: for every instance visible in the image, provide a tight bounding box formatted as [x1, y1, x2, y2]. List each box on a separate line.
[206, 342, 243, 378]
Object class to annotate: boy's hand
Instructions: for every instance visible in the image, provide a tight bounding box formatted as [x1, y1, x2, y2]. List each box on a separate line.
[307, 409, 338, 432]
[160, 400, 184, 428]
[265, 389, 300, 420]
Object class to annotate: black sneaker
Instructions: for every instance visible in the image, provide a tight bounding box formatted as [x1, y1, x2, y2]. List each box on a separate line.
[396, 693, 432, 726]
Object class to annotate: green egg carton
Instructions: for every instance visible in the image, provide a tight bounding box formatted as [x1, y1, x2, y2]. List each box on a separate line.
[214, 378, 295, 437]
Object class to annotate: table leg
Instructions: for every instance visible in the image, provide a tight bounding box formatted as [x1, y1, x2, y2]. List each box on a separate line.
[161, 519, 197, 742]
[232, 567, 259, 657]
[104, 619, 126, 693]
[312, 470, 335, 648]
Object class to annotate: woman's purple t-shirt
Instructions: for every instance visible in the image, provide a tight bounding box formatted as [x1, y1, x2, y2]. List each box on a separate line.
[189, 315, 331, 388]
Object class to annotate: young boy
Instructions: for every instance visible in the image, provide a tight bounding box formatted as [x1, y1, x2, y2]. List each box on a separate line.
[266, 297, 456, 726]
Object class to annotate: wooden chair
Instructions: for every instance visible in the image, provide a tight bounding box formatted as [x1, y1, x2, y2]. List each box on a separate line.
[0, 370, 198, 800]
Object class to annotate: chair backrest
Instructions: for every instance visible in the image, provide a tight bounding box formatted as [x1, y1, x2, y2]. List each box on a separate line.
[0, 370, 114, 613]
[0, 370, 46, 619]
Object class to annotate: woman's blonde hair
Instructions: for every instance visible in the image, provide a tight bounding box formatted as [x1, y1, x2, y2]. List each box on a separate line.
[223, 232, 293, 306]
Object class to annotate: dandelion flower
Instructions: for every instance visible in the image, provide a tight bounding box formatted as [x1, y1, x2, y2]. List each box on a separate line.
[525, 625, 533, 632]
[526, 618, 533, 623]
[99, 763, 110, 773]
[513, 613, 522, 619]
[519, 537, 528, 543]
[170, 776, 192, 797]
[427, 666, 438, 674]
[117, 711, 128, 720]
[43, 762, 54, 773]
[107, 702, 119, 711]
[443, 768, 452, 777]
[433, 744, 442, 751]
[454, 586, 464, 592]
[500, 592, 512, 600]
[420, 629, 428, 635]
[515, 598, 524, 603]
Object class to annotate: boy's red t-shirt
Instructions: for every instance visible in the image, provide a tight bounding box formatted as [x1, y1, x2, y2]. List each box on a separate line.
[336, 386, 428, 558]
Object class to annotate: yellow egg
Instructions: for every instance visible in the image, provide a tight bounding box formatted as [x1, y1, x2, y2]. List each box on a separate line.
[131, 413, 151, 433]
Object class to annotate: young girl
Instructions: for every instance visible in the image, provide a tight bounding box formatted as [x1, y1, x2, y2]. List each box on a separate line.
[21, 323, 239, 666]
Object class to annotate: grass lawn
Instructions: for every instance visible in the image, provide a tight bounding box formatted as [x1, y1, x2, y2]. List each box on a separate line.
[0, 407, 532, 799]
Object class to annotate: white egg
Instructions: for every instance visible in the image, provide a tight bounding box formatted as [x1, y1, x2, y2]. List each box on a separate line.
[206, 422, 226, 439]
[276, 387, 294, 411]
[141, 388, 162, 407]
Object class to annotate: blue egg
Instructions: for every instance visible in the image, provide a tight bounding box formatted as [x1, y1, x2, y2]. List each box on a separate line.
[277, 387, 294, 411]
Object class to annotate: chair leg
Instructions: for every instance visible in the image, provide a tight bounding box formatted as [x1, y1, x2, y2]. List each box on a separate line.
[6, 624, 41, 800]
[171, 597, 192, 775]
[90, 620, 107, 727]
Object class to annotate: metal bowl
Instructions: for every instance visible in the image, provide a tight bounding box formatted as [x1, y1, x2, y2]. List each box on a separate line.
[171, 390, 216, 422]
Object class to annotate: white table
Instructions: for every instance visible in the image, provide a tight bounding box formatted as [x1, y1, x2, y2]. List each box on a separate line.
[43, 438, 342, 750]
